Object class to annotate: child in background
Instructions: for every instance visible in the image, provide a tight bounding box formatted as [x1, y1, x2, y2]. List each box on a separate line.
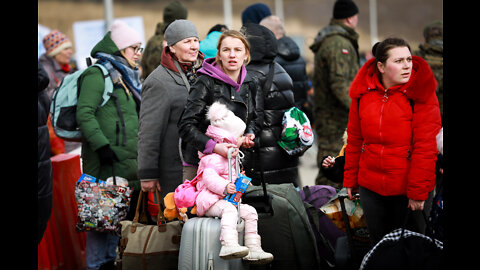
[321, 129, 348, 185]
[194, 102, 273, 264]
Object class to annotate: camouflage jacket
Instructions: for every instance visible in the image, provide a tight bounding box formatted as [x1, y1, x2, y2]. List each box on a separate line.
[309, 20, 359, 136]
[310, 19, 359, 112]
[141, 22, 168, 80]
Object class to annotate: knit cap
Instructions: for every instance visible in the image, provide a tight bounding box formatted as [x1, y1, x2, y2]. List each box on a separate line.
[164, 19, 198, 46]
[333, 0, 359, 19]
[110, 20, 142, 50]
[42, 30, 72, 57]
[163, 0, 188, 25]
[241, 3, 272, 25]
[207, 102, 246, 139]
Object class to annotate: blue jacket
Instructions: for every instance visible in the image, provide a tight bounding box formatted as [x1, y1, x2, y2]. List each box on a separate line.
[199, 31, 222, 59]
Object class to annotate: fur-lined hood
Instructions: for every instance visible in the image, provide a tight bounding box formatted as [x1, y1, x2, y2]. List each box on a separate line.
[349, 55, 437, 103]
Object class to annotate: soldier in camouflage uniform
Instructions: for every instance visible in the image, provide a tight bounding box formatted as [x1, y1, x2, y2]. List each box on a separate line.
[309, 0, 360, 188]
[141, 0, 187, 80]
[414, 20, 443, 124]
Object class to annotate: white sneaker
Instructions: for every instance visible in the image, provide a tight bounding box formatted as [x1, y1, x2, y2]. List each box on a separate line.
[219, 245, 249, 260]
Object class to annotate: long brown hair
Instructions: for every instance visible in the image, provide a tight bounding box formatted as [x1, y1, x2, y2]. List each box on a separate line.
[215, 30, 251, 66]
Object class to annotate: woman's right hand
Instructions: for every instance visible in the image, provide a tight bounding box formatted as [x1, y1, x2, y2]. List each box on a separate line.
[346, 187, 359, 200]
[141, 179, 161, 193]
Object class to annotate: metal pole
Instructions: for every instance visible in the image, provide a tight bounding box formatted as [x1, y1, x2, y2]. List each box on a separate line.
[275, 0, 284, 21]
[104, 0, 114, 32]
[369, 0, 379, 46]
[223, 0, 233, 29]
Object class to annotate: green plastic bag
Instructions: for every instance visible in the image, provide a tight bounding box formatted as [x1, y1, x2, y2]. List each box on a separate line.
[277, 107, 314, 156]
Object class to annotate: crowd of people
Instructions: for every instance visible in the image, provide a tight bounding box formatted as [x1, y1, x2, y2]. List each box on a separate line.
[38, 0, 443, 269]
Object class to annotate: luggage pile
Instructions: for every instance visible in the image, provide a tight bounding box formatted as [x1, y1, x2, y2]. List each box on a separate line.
[113, 174, 443, 270]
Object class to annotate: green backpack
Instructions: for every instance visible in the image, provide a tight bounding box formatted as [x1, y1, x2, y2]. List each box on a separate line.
[50, 63, 114, 141]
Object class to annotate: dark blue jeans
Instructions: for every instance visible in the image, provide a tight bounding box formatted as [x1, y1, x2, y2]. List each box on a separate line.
[86, 231, 119, 270]
[359, 186, 432, 246]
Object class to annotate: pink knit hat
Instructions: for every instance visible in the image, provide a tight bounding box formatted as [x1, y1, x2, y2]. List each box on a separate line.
[42, 30, 72, 57]
[207, 102, 246, 139]
[110, 20, 142, 50]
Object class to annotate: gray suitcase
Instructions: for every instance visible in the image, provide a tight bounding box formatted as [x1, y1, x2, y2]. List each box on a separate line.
[178, 217, 249, 270]
[178, 148, 249, 270]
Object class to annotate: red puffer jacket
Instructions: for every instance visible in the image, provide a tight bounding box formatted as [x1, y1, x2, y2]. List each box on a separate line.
[343, 56, 441, 201]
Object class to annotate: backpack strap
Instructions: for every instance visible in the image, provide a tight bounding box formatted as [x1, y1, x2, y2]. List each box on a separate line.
[92, 63, 115, 107]
[189, 169, 205, 185]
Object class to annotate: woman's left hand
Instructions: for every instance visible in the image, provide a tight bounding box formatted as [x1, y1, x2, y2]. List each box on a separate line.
[407, 199, 425, 211]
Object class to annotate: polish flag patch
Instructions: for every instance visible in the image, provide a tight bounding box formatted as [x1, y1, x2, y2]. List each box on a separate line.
[342, 49, 349, 55]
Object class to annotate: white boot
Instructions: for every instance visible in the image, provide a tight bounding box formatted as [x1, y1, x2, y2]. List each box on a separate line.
[219, 232, 249, 260]
[242, 234, 274, 264]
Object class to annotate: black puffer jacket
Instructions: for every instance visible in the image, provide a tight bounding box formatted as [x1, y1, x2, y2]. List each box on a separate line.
[38, 62, 52, 244]
[178, 73, 259, 166]
[276, 36, 310, 111]
[242, 23, 299, 186]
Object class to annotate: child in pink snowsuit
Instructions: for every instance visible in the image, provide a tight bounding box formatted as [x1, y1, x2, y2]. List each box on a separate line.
[195, 102, 273, 264]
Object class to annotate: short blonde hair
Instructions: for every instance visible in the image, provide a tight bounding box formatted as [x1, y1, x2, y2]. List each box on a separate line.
[215, 30, 251, 66]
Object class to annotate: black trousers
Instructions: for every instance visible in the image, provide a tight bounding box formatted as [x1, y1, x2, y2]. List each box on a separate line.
[359, 186, 433, 246]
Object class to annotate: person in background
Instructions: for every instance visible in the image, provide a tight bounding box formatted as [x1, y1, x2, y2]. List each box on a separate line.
[414, 21, 444, 197]
[39, 30, 75, 100]
[39, 29, 81, 153]
[343, 37, 441, 246]
[241, 22, 300, 186]
[241, 2, 272, 25]
[138, 19, 203, 197]
[260, 15, 311, 121]
[76, 20, 143, 270]
[310, 0, 360, 188]
[177, 30, 258, 182]
[200, 24, 229, 59]
[38, 61, 52, 245]
[141, 0, 188, 80]
[320, 129, 347, 185]
[414, 20, 443, 124]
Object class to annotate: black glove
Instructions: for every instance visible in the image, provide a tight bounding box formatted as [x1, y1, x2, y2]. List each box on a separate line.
[96, 145, 119, 165]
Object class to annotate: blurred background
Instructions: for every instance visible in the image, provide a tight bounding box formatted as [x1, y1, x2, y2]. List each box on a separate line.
[38, 0, 443, 74]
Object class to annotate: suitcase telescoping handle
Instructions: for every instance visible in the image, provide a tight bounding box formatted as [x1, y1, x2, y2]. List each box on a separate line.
[227, 147, 244, 232]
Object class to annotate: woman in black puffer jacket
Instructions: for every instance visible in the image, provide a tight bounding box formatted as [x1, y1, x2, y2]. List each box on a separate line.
[38, 62, 53, 244]
[241, 23, 299, 186]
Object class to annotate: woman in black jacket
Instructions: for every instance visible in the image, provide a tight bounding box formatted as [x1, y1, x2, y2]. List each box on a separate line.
[38, 61, 52, 244]
[178, 30, 259, 181]
[241, 23, 299, 186]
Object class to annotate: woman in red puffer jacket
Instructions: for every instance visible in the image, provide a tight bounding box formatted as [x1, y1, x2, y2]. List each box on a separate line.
[343, 37, 441, 245]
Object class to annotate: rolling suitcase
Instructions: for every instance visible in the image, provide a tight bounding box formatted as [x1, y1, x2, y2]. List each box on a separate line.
[178, 217, 248, 270]
[178, 148, 249, 270]
[242, 155, 320, 270]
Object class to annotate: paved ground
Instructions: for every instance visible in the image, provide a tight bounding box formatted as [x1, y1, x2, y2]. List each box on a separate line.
[297, 141, 318, 188]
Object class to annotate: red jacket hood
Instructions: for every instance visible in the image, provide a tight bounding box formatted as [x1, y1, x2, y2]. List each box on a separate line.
[349, 55, 437, 102]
